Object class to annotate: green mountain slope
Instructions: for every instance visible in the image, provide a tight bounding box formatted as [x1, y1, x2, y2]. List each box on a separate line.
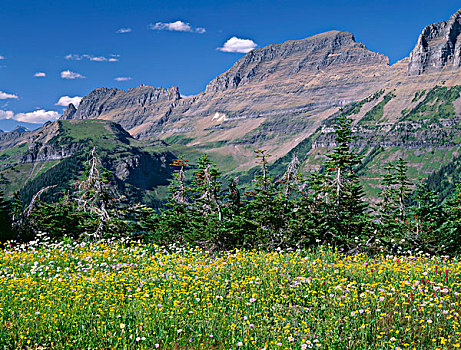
[0, 120, 180, 206]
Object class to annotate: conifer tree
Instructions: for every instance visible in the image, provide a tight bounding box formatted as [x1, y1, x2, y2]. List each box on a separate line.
[408, 181, 446, 253]
[245, 150, 285, 249]
[155, 156, 194, 245]
[440, 178, 461, 253]
[188, 154, 225, 247]
[377, 158, 412, 248]
[319, 107, 369, 250]
[0, 190, 13, 242]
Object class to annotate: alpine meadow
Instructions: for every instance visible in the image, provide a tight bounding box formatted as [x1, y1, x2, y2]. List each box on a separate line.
[0, 2, 461, 349]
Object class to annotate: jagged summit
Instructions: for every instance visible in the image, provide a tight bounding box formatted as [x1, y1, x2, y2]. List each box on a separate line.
[61, 103, 77, 120]
[408, 8, 461, 75]
[205, 30, 389, 93]
[60, 85, 181, 135]
[13, 126, 29, 133]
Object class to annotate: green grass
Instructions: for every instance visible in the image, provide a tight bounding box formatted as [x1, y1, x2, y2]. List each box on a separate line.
[359, 92, 396, 124]
[403, 85, 461, 121]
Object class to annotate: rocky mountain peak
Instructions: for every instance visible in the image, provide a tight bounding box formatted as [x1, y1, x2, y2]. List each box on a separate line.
[64, 85, 180, 121]
[61, 103, 77, 120]
[62, 85, 181, 135]
[408, 8, 461, 75]
[13, 126, 29, 133]
[205, 30, 389, 93]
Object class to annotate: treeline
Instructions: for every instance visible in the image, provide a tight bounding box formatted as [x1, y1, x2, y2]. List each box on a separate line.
[1, 111, 460, 254]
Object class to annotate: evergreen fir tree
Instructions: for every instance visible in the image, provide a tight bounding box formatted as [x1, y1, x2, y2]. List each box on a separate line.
[319, 107, 369, 250]
[245, 150, 287, 249]
[0, 190, 13, 242]
[376, 158, 412, 249]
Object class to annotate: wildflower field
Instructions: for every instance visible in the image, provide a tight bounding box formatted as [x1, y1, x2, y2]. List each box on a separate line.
[1, 241, 461, 349]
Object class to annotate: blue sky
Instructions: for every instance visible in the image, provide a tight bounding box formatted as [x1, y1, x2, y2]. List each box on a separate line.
[0, 0, 460, 129]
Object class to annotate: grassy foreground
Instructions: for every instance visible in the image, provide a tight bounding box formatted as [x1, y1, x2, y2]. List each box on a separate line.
[0, 241, 460, 349]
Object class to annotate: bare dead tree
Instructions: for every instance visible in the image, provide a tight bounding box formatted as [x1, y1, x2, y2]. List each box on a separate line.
[13, 185, 56, 240]
[171, 156, 189, 204]
[280, 154, 300, 209]
[74, 147, 113, 238]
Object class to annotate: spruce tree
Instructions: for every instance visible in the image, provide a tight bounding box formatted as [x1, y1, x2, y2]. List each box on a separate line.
[376, 158, 412, 249]
[408, 181, 446, 253]
[156, 156, 195, 245]
[319, 107, 369, 250]
[440, 178, 461, 253]
[245, 150, 285, 249]
[0, 190, 13, 242]
[188, 154, 224, 248]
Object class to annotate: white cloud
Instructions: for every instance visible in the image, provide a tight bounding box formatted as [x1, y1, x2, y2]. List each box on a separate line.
[116, 28, 132, 34]
[218, 37, 258, 53]
[56, 96, 82, 107]
[0, 91, 18, 99]
[65, 54, 118, 62]
[0, 56, 4, 60]
[114, 77, 132, 82]
[65, 54, 81, 60]
[34, 72, 46, 77]
[61, 70, 86, 79]
[150, 20, 206, 34]
[0, 110, 13, 119]
[0, 109, 59, 123]
[89, 56, 107, 62]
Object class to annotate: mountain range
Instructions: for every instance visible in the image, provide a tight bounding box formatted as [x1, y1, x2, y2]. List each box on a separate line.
[2, 9, 461, 204]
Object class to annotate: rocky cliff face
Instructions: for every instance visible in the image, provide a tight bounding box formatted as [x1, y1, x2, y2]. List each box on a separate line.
[61, 103, 77, 119]
[61, 85, 181, 136]
[206, 31, 389, 93]
[408, 9, 461, 75]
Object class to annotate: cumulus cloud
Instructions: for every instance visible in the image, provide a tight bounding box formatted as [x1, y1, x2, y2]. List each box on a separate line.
[114, 77, 132, 81]
[61, 70, 86, 79]
[0, 109, 59, 123]
[218, 37, 258, 53]
[116, 28, 132, 34]
[56, 96, 82, 107]
[65, 54, 119, 62]
[34, 72, 46, 77]
[149, 20, 205, 34]
[0, 91, 18, 99]
[0, 110, 13, 119]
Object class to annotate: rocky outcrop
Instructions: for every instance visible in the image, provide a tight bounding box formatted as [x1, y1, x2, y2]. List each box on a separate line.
[61, 103, 77, 119]
[0, 128, 30, 150]
[408, 9, 461, 75]
[61, 85, 181, 135]
[206, 31, 389, 93]
[20, 142, 83, 163]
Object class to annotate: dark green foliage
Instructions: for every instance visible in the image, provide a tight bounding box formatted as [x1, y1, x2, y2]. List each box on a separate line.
[412, 89, 426, 103]
[425, 154, 461, 201]
[19, 153, 85, 204]
[408, 183, 448, 253]
[403, 85, 461, 121]
[0, 190, 13, 242]
[316, 108, 370, 249]
[359, 92, 395, 124]
[375, 159, 412, 246]
[440, 180, 461, 252]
